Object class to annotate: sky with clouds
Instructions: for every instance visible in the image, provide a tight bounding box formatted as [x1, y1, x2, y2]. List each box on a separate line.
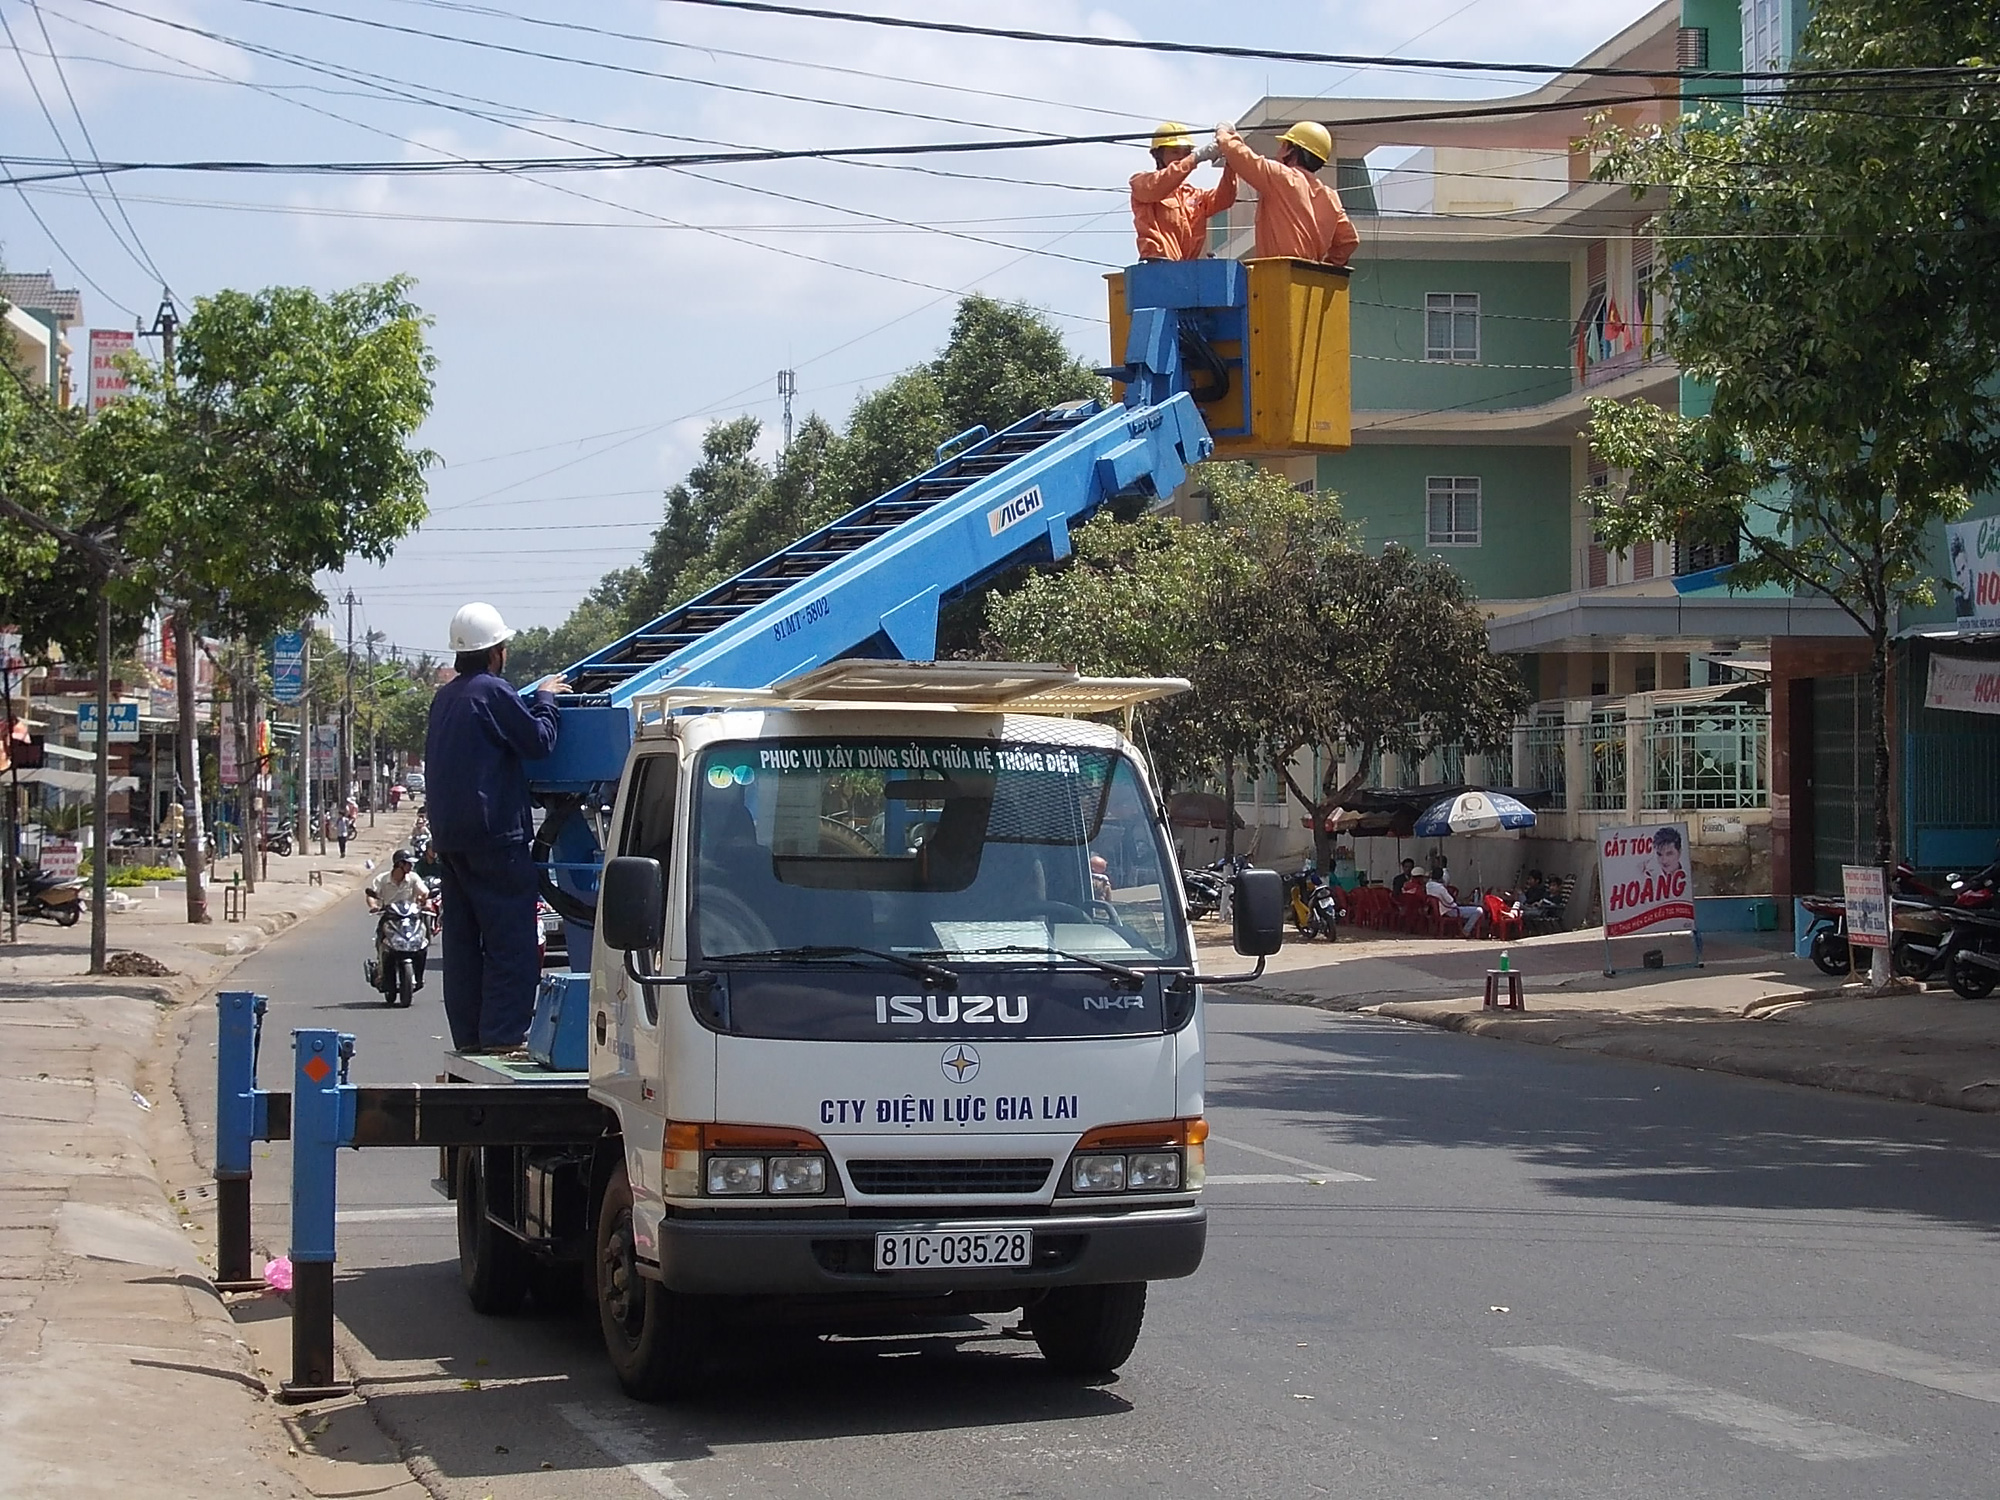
[0, 0, 1662, 656]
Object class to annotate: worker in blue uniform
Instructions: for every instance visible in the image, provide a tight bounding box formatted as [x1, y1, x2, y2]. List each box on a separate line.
[424, 602, 568, 1055]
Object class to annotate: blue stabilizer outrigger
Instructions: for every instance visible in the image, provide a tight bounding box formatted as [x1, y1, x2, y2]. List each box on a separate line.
[213, 991, 289, 1292]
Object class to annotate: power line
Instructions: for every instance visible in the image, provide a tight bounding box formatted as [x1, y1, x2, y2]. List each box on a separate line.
[23, 0, 169, 291]
[641, 0, 2000, 86]
[9, 77, 1995, 186]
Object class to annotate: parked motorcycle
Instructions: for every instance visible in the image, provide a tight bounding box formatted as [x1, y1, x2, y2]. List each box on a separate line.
[1285, 863, 1339, 941]
[1183, 855, 1247, 921]
[363, 901, 430, 1007]
[259, 820, 295, 858]
[11, 865, 84, 926]
[1799, 894, 1852, 976]
[1942, 906, 2000, 999]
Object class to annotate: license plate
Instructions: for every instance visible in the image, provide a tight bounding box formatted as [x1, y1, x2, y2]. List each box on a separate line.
[873, 1228, 1033, 1272]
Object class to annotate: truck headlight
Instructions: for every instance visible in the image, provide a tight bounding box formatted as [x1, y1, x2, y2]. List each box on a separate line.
[767, 1156, 827, 1196]
[1070, 1154, 1127, 1194]
[705, 1156, 766, 1195]
[1126, 1152, 1181, 1191]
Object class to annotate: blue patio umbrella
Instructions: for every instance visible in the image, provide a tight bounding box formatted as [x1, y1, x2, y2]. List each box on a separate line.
[1412, 791, 1538, 838]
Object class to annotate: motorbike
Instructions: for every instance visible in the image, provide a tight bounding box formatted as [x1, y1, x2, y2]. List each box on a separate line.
[1285, 863, 1339, 940]
[11, 865, 84, 926]
[1183, 854, 1247, 921]
[1798, 894, 1852, 976]
[1890, 862, 1998, 982]
[363, 900, 430, 1007]
[259, 820, 295, 858]
[1941, 906, 2000, 999]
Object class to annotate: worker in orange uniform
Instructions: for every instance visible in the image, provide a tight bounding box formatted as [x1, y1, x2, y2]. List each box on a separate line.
[1212, 120, 1359, 268]
[1129, 121, 1237, 261]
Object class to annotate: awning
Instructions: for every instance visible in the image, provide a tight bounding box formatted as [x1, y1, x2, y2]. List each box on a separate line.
[1317, 782, 1553, 838]
[12, 767, 139, 794]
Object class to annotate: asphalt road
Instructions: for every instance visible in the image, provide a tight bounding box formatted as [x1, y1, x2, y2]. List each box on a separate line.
[187, 898, 2000, 1499]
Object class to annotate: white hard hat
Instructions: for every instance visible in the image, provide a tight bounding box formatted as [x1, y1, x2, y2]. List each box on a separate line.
[448, 601, 514, 654]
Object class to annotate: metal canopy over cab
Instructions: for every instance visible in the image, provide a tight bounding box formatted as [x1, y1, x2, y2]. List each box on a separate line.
[633, 660, 1191, 725]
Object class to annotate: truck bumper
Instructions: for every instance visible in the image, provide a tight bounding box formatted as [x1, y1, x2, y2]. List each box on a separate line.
[651, 1202, 1205, 1296]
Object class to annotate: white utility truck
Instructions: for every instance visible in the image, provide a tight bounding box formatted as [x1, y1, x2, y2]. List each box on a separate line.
[446, 661, 1283, 1399]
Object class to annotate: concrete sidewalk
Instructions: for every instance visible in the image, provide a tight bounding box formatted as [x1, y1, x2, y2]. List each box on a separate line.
[1204, 922, 2000, 1115]
[0, 814, 412, 1499]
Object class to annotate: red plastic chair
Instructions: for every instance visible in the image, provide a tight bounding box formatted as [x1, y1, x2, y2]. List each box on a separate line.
[1483, 893, 1522, 942]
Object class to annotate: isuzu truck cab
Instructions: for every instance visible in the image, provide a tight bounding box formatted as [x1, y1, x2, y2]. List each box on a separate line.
[447, 663, 1283, 1400]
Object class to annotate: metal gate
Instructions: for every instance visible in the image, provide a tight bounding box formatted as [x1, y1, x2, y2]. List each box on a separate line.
[1810, 674, 1872, 895]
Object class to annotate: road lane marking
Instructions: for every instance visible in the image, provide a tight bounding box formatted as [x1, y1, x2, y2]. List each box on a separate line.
[337, 1205, 455, 1223]
[1207, 1134, 1372, 1183]
[1745, 1332, 2000, 1405]
[1205, 1173, 1333, 1185]
[1495, 1345, 1906, 1461]
[557, 1403, 689, 1498]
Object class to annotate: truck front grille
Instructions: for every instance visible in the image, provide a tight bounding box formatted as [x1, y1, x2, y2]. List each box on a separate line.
[845, 1158, 1054, 1196]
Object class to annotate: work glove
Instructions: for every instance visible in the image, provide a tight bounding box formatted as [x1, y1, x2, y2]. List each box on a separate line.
[1193, 140, 1222, 163]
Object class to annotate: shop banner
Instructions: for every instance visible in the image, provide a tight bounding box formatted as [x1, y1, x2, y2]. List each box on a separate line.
[40, 840, 80, 881]
[1841, 865, 1891, 948]
[1597, 822, 1696, 938]
[270, 630, 306, 704]
[1946, 517, 2000, 633]
[87, 329, 133, 412]
[1924, 653, 2000, 717]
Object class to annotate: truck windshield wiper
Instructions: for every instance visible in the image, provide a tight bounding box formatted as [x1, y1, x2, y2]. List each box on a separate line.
[915, 944, 1145, 986]
[708, 945, 957, 984]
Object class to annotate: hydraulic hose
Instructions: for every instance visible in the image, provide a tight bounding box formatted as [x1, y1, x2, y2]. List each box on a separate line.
[532, 796, 600, 925]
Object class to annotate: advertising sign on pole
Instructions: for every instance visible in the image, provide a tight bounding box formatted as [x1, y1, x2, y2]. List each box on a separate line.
[1946, 517, 2000, 634]
[1924, 653, 2000, 717]
[219, 728, 239, 785]
[1841, 865, 1891, 949]
[39, 840, 80, 881]
[87, 329, 134, 412]
[270, 630, 306, 705]
[0, 629, 23, 671]
[310, 724, 339, 778]
[77, 701, 140, 743]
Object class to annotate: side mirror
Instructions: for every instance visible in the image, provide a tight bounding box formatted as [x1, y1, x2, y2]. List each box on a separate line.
[1232, 868, 1287, 957]
[599, 856, 664, 951]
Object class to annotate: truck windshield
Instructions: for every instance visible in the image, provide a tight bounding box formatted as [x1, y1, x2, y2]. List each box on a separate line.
[691, 738, 1186, 967]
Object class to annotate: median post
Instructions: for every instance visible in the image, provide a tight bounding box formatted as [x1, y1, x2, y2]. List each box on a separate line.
[213, 991, 266, 1290]
[282, 1027, 356, 1402]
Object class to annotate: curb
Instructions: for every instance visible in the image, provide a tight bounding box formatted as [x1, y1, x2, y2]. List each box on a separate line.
[1223, 982, 2000, 1116]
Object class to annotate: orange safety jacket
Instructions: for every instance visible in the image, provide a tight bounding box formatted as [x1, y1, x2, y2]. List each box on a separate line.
[1215, 130, 1359, 267]
[1129, 154, 1238, 262]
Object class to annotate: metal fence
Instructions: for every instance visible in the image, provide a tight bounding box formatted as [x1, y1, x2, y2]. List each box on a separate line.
[1643, 702, 1769, 810]
[1523, 713, 1566, 801]
[1583, 710, 1627, 812]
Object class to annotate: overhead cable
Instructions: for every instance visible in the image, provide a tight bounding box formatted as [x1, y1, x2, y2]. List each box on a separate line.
[641, 0, 2000, 86]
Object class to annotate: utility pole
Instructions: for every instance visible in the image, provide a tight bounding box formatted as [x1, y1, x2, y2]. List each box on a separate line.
[149, 291, 209, 924]
[777, 369, 796, 455]
[365, 631, 378, 827]
[340, 588, 357, 825]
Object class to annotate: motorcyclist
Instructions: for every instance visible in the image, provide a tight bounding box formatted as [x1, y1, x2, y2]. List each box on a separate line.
[365, 848, 430, 976]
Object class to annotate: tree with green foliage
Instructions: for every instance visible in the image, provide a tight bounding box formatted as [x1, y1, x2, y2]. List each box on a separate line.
[989, 465, 1523, 867]
[1584, 0, 2000, 900]
[2, 279, 435, 926]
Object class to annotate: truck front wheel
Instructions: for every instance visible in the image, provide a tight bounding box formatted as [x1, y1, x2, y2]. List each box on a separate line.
[596, 1163, 708, 1400]
[457, 1147, 529, 1314]
[1025, 1282, 1147, 1374]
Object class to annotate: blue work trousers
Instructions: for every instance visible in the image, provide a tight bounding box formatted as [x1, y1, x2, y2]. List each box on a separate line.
[438, 845, 540, 1050]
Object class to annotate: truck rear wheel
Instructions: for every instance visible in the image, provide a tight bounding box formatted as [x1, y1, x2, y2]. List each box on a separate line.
[596, 1163, 708, 1401]
[1025, 1282, 1147, 1375]
[457, 1148, 529, 1315]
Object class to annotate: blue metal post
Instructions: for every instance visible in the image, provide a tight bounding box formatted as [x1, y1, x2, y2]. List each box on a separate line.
[282, 1027, 356, 1402]
[213, 991, 266, 1290]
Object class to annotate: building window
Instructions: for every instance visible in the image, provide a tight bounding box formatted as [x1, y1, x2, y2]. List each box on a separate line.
[1426, 476, 1481, 547]
[1742, 0, 1783, 95]
[1425, 293, 1480, 362]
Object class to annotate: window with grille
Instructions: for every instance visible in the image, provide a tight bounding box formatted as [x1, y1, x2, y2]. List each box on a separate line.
[1425, 293, 1480, 362]
[1426, 476, 1481, 547]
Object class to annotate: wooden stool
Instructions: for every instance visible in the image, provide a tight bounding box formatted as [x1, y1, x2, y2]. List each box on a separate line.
[1482, 969, 1524, 1011]
[223, 883, 249, 923]
[307, 867, 324, 887]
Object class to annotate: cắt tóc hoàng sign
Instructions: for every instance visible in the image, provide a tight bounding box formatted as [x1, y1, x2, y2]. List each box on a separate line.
[1597, 822, 1695, 938]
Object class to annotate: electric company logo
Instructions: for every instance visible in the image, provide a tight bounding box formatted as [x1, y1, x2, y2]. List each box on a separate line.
[875, 994, 1028, 1024]
[987, 486, 1044, 536]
